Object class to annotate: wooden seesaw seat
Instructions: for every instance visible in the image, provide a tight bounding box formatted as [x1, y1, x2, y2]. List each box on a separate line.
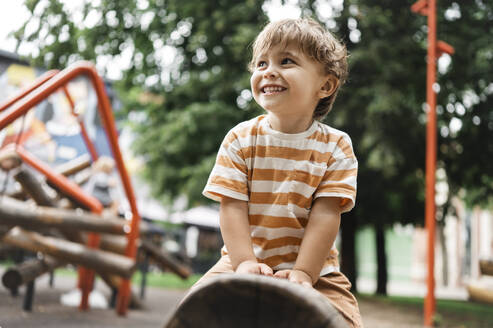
[164, 274, 348, 328]
[467, 258, 493, 305]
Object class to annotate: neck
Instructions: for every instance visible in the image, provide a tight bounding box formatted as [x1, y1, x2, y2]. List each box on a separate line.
[266, 112, 314, 134]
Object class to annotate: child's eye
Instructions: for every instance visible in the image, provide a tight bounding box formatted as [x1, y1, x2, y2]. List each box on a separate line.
[257, 61, 267, 68]
[281, 58, 295, 65]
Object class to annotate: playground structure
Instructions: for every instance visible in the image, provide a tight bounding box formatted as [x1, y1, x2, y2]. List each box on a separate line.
[0, 61, 190, 315]
[165, 274, 347, 328]
[467, 258, 493, 305]
[410, 1, 454, 325]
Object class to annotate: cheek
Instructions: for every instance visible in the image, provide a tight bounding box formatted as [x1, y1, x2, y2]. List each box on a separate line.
[250, 74, 260, 95]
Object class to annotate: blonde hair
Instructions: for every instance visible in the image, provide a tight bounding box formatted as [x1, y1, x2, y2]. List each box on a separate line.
[249, 18, 348, 120]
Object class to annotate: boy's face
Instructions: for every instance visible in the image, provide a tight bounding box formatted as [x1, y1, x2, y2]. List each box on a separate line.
[250, 43, 330, 120]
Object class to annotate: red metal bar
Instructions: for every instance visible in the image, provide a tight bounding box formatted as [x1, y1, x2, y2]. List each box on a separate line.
[411, 0, 448, 325]
[16, 145, 103, 212]
[424, 0, 437, 325]
[0, 70, 58, 113]
[61, 86, 99, 309]
[0, 61, 141, 315]
[62, 86, 99, 161]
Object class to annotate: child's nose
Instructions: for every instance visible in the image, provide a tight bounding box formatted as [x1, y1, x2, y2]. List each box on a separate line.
[263, 66, 279, 79]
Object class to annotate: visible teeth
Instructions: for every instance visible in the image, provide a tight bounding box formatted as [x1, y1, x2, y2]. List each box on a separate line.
[263, 86, 285, 93]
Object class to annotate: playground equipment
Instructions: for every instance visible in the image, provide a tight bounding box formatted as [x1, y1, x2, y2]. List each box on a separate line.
[410, 1, 454, 325]
[467, 258, 493, 305]
[164, 274, 347, 328]
[0, 61, 190, 315]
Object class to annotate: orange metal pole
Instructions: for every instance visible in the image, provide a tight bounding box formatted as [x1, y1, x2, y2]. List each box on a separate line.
[83, 64, 141, 315]
[62, 86, 99, 161]
[15, 145, 103, 212]
[0, 70, 58, 113]
[61, 86, 100, 311]
[424, 0, 437, 326]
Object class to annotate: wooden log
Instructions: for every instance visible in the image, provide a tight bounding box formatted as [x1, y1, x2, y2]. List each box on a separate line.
[0, 145, 21, 171]
[164, 274, 347, 328]
[97, 235, 191, 279]
[55, 154, 92, 177]
[480, 258, 493, 276]
[2, 227, 136, 278]
[14, 169, 56, 206]
[0, 196, 131, 235]
[73, 168, 92, 186]
[13, 169, 84, 243]
[97, 272, 143, 309]
[140, 239, 191, 279]
[467, 280, 493, 305]
[2, 256, 64, 291]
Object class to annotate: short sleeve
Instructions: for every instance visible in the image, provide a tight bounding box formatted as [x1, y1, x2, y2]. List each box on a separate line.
[202, 131, 249, 202]
[314, 134, 358, 213]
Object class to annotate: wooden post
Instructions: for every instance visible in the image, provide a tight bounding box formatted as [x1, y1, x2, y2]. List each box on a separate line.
[0, 196, 131, 235]
[480, 259, 493, 276]
[0, 145, 21, 171]
[14, 169, 56, 207]
[2, 227, 136, 278]
[2, 256, 63, 292]
[55, 153, 92, 177]
[165, 274, 347, 328]
[140, 239, 191, 279]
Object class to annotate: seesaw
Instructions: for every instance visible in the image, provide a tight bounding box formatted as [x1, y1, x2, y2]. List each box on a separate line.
[164, 274, 347, 328]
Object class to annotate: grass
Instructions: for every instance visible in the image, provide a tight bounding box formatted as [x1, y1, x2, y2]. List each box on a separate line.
[357, 293, 493, 327]
[51, 267, 202, 290]
[131, 271, 202, 289]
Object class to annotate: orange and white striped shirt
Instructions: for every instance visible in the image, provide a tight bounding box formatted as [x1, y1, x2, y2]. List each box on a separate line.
[203, 115, 358, 276]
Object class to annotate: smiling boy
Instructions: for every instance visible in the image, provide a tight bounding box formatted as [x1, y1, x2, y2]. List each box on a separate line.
[197, 18, 362, 327]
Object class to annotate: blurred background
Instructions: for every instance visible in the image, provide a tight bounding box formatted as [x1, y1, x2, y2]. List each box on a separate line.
[0, 0, 491, 325]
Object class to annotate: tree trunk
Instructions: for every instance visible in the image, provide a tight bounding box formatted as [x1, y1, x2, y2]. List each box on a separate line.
[438, 220, 448, 286]
[340, 213, 357, 291]
[375, 225, 388, 295]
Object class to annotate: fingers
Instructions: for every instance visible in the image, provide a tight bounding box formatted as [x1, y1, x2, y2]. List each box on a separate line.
[274, 270, 290, 279]
[236, 261, 274, 276]
[259, 263, 273, 276]
[301, 281, 312, 288]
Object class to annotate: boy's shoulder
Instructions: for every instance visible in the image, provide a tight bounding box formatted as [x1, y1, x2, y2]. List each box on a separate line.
[224, 115, 267, 142]
[230, 115, 266, 132]
[312, 120, 353, 145]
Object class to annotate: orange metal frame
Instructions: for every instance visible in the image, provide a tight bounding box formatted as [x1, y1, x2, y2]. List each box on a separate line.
[411, 0, 454, 326]
[0, 61, 141, 315]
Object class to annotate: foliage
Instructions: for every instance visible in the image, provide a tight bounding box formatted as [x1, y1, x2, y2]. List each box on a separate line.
[13, 0, 492, 215]
[14, 0, 267, 206]
[323, 0, 493, 228]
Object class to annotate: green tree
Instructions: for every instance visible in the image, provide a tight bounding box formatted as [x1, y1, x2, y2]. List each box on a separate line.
[319, 0, 493, 292]
[13, 0, 492, 294]
[14, 0, 267, 205]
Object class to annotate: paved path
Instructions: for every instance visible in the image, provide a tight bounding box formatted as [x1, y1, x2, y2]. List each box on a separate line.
[0, 271, 185, 328]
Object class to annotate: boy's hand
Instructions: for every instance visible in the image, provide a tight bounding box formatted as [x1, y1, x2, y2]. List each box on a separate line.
[236, 260, 273, 276]
[274, 269, 313, 288]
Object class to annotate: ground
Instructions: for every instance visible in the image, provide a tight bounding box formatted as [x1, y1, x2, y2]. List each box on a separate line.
[0, 271, 490, 328]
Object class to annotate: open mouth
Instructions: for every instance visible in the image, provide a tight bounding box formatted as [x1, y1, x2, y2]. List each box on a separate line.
[261, 86, 287, 94]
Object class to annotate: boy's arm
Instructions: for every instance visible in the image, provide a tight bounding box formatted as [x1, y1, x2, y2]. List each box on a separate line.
[220, 196, 273, 275]
[276, 197, 341, 285]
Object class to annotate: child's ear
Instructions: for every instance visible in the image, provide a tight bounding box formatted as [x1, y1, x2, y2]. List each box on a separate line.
[319, 75, 339, 98]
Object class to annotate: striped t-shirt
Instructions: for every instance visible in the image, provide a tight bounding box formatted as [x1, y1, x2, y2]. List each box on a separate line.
[203, 115, 358, 276]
